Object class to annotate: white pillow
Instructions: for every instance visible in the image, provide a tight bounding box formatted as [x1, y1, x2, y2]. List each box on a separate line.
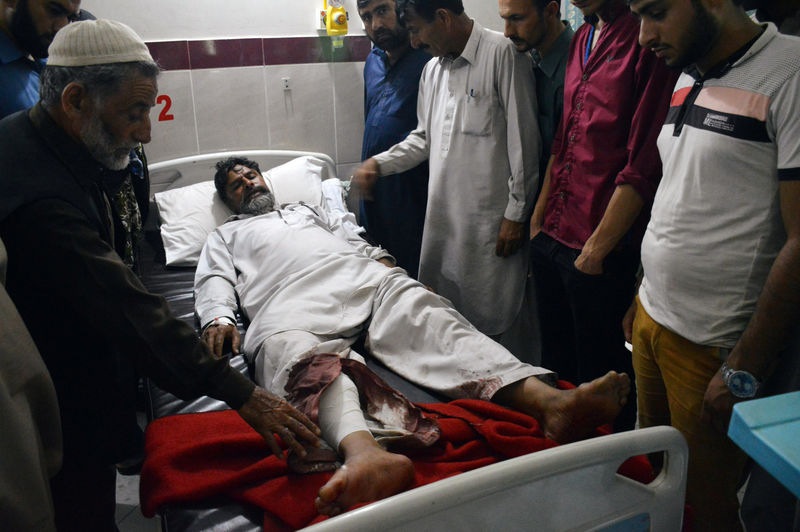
[154, 156, 329, 266]
[264, 155, 327, 207]
[154, 181, 233, 266]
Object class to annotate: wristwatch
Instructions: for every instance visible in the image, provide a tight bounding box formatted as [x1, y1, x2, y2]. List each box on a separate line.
[720, 362, 760, 398]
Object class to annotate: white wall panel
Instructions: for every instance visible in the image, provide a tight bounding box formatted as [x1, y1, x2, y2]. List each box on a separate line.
[80, 0, 504, 41]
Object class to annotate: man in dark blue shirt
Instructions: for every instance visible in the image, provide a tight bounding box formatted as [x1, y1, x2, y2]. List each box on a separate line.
[0, 0, 80, 119]
[357, 0, 430, 279]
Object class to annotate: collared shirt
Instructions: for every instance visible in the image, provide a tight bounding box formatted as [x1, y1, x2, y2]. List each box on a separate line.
[639, 24, 800, 347]
[532, 23, 574, 179]
[196, 204, 395, 367]
[542, 1, 679, 250]
[0, 30, 45, 119]
[360, 46, 430, 278]
[372, 21, 540, 334]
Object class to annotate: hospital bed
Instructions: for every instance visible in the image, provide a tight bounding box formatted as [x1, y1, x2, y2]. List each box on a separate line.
[138, 150, 688, 532]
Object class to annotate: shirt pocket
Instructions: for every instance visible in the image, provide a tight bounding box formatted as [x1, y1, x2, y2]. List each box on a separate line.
[459, 91, 494, 136]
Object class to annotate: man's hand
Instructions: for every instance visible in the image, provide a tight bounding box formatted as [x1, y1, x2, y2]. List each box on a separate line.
[352, 158, 381, 201]
[378, 258, 394, 268]
[701, 371, 738, 435]
[202, 323, 241, 358]
[574, 248, 604, 275]
[622, 299, 637, 343]
[238, 387, 322, 459]
[496, 218, 525, 257]
[529, 220, 542, 241]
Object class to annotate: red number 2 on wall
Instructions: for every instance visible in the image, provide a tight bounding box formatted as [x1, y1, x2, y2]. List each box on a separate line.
[157, 94, 175, 121]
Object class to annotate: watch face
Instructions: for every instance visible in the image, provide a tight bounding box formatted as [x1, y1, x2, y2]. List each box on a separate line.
[729, 371, 757, 398]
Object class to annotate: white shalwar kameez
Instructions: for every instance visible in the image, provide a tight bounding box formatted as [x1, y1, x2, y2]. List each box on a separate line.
[372, 21, 540, 335]
[195, 203, 547, 402]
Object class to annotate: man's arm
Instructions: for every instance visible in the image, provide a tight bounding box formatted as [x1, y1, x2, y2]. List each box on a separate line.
[195, 229, 241, 357]
[2, 200, 321, 456]
[530, 154, 555, 239]
[702, 181, 800, 433]
[354, 67, 431, 198]
[575, 49, 677, 274]
[497, 42, 540, 257]
[575, 185, 644, 274]
[308, 204, 396, 266]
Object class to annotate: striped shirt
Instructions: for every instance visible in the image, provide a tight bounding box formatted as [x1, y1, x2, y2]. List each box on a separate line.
[639, 23, 800, 347]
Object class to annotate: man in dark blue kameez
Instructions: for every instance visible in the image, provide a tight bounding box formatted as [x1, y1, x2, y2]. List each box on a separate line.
[357, 0, 430, 279]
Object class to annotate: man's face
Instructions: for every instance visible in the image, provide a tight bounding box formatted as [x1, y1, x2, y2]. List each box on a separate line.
[403, 7, 450, 57]
[78, 74, 156, 170]
[630, 0, 720, 69]
[358, 0, 409, 52]
[7, 0, 81, 59]
[569, 0, 609, 18]
[499, 0, 549, 52]
[224, 165, 274, 214]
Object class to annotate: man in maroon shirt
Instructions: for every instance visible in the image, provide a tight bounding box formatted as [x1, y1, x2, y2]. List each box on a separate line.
[528, 0, 678, 429]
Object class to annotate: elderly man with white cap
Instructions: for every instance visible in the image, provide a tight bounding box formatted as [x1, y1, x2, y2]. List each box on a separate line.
[0, 19, 321, 531]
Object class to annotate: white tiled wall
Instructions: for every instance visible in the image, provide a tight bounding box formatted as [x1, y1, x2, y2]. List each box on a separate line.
[333, 62, 368, 164]
[193, 66, 270, 153]
[148, 62, 367, 175]
[144, 71, 198, 164]
[265, 63, 336, 157]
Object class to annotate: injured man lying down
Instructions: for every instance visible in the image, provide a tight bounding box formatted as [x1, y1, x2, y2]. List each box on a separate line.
[195, 157, 631, 517]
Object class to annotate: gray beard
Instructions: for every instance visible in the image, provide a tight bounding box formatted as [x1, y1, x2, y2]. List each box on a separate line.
[79, 112, 135, 171]
[239, 191, 276, 215]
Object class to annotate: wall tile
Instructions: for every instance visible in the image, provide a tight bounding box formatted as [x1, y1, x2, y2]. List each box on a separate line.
[189, 38, 264, 69]
[264, 36, 371, 65]
[147, 70, 198, 164]
[147, 41, 190, 70]
[192, 66, 269, 153]
[265, 63, 336, 158]
[343, 36, 371, 62]
[265, 37, 325, 65]
[333, 61, 365, 164]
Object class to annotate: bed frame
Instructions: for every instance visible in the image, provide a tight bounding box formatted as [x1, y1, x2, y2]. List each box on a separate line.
[141, 150, 688, 532]
[301, 426, 687, 532]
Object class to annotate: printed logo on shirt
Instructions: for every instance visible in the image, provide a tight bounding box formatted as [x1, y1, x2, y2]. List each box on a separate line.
[680, 105, 769, 142]
[702, 112, 734, 133]
[665, 85, 770, 142]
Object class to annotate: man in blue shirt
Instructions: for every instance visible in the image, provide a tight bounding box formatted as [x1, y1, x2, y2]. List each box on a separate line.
[357, 0, 430, 279]
[0, 0, 80, 119]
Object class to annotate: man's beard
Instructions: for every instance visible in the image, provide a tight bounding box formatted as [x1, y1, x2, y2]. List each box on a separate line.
[671, 0, 721, 69]
[239, 188, 276, 215]
[10, 0, 53, 59]
[79, 112, 136, 171]
[371, 27, 408, 52]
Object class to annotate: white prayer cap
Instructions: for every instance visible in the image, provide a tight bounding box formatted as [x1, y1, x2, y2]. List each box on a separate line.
[47, 19, 154, 67]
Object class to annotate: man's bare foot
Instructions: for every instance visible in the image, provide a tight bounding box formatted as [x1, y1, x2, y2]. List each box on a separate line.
[538, 371, 631, 443]
[315, 431, 414, 516]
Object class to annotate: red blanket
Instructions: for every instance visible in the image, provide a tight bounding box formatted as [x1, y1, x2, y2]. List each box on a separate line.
[140, 400, 653, 531]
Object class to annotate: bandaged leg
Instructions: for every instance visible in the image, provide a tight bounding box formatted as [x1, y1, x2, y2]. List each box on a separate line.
[317, 373, 369, 450]
[315, 385, 415, 518]
[311, 366, 417, 517]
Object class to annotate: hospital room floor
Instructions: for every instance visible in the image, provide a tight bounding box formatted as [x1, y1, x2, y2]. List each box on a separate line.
[116, 411, 160, 532]
[116, 471, 159, 531]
